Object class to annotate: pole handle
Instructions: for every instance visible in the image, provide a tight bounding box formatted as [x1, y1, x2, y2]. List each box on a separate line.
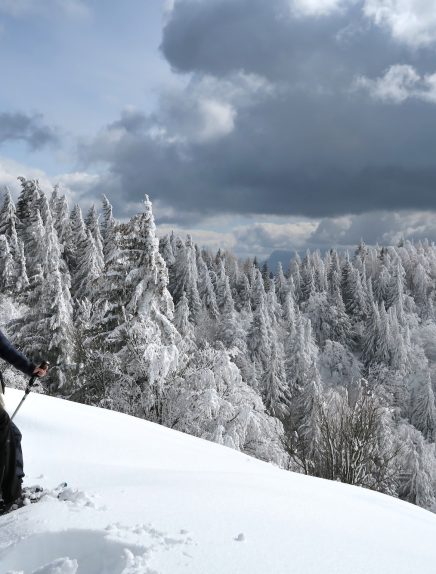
[26, 361, 50, 394]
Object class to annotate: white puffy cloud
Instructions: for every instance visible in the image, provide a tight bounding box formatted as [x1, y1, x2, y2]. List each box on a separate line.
[233, 221, 317, 258]
[168, 72, 273, 143]
[354, 64, 436, 103]
[86, 72, 274, 151]
[363, 0, 436, 47]
[0, 156, 104, 212]
[195, 99, 236, 142]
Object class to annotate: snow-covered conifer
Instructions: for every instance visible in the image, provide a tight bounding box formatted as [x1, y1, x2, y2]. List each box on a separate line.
[0, 235, 14, 292]
[0, 188, 18, 241]
[85, 205, 104, 270]
[15, 177, 40, 237]
[74, 229, 104, 302]
[197, 254, 219, 320]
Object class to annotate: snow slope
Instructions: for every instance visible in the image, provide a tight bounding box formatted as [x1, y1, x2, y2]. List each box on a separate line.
[1, 389, 436, 574]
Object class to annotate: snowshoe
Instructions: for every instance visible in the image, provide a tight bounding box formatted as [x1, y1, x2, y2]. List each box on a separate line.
[0, 482, 68, 515]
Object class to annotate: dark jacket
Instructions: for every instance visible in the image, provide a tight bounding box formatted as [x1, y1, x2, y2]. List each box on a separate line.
[0, 330, 33, 504]
[0, 330, 35, 378]
[0, 408, 21, 503]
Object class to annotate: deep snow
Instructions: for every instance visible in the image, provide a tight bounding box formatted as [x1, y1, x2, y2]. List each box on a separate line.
[1, 388, 436, 574]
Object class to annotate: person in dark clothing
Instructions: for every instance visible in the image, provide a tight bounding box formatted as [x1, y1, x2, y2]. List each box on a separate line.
[0, 329, 48, 509]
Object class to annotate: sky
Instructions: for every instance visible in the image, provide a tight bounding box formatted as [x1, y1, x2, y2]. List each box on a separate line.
[1, 0, 436, 259]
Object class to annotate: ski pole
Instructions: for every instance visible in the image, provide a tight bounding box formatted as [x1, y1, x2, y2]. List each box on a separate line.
[11, 361, 50, 421]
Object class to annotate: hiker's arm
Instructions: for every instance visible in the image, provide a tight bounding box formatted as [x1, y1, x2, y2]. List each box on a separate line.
[0, 330, 36, 378]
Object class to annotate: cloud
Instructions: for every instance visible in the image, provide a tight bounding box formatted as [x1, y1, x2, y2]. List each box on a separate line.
[160, 210, 436, 259]
[291, 0, 351, 17]
[308, 210, 436, 249]
[0, 156, 105, 213]
[157, 225, 237, 253]
[363, 0, 436, 48]
[233, 221, 317, 258]
[19, 0, 431, 233]
[0, 112, 58, 150]
[355, 64, 436, 103]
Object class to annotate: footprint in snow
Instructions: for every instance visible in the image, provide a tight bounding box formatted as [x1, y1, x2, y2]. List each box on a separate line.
[1, 524, 194, 574]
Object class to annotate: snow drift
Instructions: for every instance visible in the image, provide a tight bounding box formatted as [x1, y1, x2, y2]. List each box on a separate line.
[1, 388, 436, 574]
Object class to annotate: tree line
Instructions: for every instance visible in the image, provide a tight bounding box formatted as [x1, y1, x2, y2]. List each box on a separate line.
[1, 177, 436, 510]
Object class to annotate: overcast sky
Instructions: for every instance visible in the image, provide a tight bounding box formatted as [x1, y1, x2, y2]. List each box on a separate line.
[1, 0, 436, 258]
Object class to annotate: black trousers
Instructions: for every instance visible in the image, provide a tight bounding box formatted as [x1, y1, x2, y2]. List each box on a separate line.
[0, 407, 23, 503]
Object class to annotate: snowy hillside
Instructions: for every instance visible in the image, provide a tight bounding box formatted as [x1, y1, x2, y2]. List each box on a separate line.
[1, 389, 436, 574]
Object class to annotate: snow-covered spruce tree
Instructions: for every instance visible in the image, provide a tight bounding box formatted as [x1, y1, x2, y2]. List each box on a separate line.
[396, 422, 436, 508]
[163, 343, 287, 466]
[9, 206, 74, 390]
[219, 276, 246, 352]
[275, 262, 289, 307]
[247, 281, 271, 374]
[168, 235, 201, 322]
[387, 260, 406, 324]
[84, 205, 104, 270]
[91, 195, 179, 422]
[197, 252, 219, 320]
[0, 188, 19, 246]
[283, 311, 323, 474]
[409, 358, 436, 441]
[318, 340, 362, 390]
[303, 287, 350, 348]
[411, 261, 434, 320]
[74, 229, 104, 303]
[15, 177, 41, 239]
[101, 195, 119, 268]
[0, 235, 14, 293]
[262, 334, 290, 418]
[65, 204, 87, 284]
[159, 233, 175, 267]
[184, 235, 202, 322]
[14, 239, 29, 294]
[22, 210, 46, 304]
[174, 291, 195, 346]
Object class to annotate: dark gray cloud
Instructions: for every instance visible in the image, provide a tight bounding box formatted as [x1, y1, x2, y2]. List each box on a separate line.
[0, 112, 58, 150]
[308, 210, 436, 249]
[80, 0, 436, 223]
[161, 0, 436, 80]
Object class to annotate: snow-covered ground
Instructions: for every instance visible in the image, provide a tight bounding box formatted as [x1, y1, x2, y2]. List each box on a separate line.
[2, 389, 436, 574]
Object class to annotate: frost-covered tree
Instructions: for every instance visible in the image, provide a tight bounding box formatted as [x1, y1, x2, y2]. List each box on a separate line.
[15, 177, 40, 238]
[409, 366, 436, 441]
[85, 205, 104, 270]
[197, 253, 219, 320]
[50, 187, 70, 246]
[397, 423, 436, 508]
[314, 383, 399, 492]
[0, 235, 14, 292]
[164, 344, 287, 466]
[14, 240, 29, 294]
[99, 196, 180, 423]
[10, 209, 74, 390]
[65, 204, 87, 280]
[0, 188, 18, 242]
[74, 229, 104, 303]
[262, 335, 289, 418]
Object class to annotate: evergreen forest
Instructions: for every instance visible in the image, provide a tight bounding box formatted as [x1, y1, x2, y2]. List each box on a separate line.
[1, 178, 436, 510]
